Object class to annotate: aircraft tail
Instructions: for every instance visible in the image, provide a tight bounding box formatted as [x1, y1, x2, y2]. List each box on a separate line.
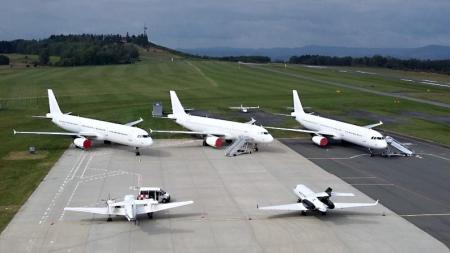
[170, 90, 187, 117]
[292, 90, 305, 116]
[48, 89, 62, 116]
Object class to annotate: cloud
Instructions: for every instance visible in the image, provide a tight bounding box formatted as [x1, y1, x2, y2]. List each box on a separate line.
[1, 0, 450, 48]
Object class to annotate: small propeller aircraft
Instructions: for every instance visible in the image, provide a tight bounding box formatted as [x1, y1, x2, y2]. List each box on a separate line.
[229, 104, 260, 113]
[257, 184, 378, 215]
[64, 194, 193, 223]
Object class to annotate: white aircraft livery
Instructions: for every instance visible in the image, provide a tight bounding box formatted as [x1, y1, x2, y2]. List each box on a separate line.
[65, 194, 193, 222]
[266, 90, 388, 154]
[151, 91, 273, 149]
[13, 89, 153, 155]
[258, 184, 378, 215]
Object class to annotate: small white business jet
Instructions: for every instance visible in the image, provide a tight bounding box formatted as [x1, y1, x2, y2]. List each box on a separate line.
[150, 91, 273, 149]
[258, 184, 378, 215]
[13, 89, 153, 155]
[265, 90, 388, 155]
[229, 104, 260, 113]
[64, 194, 193, 223]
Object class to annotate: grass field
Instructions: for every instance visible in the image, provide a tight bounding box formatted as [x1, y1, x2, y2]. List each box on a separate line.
[0, 48, 449, 233]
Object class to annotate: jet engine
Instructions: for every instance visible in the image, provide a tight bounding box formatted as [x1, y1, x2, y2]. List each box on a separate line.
[301, 199, 316, 210]
[205, 136, 223, 148]
[312, 136, 328, 147]
[74, 137, 92, 150]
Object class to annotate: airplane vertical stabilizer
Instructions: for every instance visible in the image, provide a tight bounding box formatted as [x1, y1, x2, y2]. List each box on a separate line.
[170, 90, 187, 117]
[48, 89, 62, 116]
[293, 90, 305, 116]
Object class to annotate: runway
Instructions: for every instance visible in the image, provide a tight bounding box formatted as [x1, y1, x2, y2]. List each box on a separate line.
[281, 134, 450, 247]
[0, 140, 447, 252]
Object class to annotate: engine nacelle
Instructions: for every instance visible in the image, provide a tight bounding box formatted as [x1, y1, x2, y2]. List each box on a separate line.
[205, 136, 223, 148]
[312, 136, 328, 147]
[74, 137, 92, 150]
[301, 199, 316, 210]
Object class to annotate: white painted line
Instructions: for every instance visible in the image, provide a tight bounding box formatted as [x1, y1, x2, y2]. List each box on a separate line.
[80, 154, 95, 179]
[401, 213, 450, 217]
[69, 153, 87, 181]
[350, 183, 395, 186]
[341, 176, 377, 179]
[307, 154, 369, 160]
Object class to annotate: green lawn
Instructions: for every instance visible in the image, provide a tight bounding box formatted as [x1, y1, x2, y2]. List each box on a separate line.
[0, 49, 449, 232]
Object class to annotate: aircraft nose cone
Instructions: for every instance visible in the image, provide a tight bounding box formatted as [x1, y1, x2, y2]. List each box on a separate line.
[266, 135, 274, 143]
[380, 140, 388, 149]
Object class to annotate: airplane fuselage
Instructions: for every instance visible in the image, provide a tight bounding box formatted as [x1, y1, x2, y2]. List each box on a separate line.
[296, 113, 387, 150]
[175, 114, 273, 144]
[51, 114, 153, 148]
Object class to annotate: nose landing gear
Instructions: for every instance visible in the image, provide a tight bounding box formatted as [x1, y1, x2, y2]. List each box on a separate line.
[135, 147, 140, 156]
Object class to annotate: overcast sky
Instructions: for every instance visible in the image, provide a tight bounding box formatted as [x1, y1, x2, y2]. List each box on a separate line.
[1, 0, 450, 48]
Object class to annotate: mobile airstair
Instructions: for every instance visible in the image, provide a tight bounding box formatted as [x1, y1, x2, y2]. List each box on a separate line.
[225, 136, 255, 157]
[384, 136, 415, 157]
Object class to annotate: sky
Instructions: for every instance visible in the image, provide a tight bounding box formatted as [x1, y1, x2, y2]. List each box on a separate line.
[1, 0, 450, 49]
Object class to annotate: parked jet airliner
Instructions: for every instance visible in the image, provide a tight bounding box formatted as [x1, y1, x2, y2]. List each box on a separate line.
[151, 91, 273, 149]
[266, 90, 387, 154]
[13, 89, 153, 155]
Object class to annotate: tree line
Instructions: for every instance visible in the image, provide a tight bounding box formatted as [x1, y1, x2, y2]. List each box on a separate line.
[0, 33, 149, 66]
[289, 55, 450, 74]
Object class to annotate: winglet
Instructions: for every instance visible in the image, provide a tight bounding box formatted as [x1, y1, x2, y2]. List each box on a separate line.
[256, 204, 259, 209]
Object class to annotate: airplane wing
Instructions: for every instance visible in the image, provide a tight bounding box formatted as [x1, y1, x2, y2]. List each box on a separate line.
[264, 126, 318, 134]
[264, 126, 337, 137]
[245, 118, 256, 125]
[149, 129, 226, 137]
[125, 118, 143, 126]
[333, 200, 378, 209]
[257, 203, 308, 211]
[228, 107, 241, 110]
[136, 201, 194, 215]
[64, 206, 126, 216]
[13, 129, 98, 138]
[315, 192, 355, 198]
[363, 121, 383, 129]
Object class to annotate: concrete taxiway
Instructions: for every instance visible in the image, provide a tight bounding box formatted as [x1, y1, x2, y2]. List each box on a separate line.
[281, 134, 450, 248]
[0, 140, 447, 252]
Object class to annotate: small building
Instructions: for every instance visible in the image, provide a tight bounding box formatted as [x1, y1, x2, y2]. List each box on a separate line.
[152, 102, 163, 117]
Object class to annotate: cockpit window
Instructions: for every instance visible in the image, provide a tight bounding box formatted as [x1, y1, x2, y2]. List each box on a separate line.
[371, 136, 384, 140]
[137, 135, 150, 138]
[262, 132, 269, 135]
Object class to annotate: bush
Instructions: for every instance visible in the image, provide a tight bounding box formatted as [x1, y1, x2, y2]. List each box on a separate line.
[0, 55, 9, 65]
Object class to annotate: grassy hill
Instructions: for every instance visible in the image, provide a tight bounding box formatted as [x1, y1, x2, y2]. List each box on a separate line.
[0, 44, 449, 232]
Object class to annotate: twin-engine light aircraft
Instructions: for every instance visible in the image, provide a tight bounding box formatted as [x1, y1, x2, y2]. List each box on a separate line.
[13, 89, 153, 155]
[229, 104, 260, 113]
[265, 90, 388, 155]
[64, 194, 193, 222]
[258, 184, 378, 215]
[151, 91, 273, 149]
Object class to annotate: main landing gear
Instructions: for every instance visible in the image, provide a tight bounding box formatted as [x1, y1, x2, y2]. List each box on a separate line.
[147, 213, 153, 219]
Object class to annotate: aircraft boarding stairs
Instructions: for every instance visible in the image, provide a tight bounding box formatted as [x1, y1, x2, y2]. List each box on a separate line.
[225, 136, 255, 157]
[384, 135, 415, 157]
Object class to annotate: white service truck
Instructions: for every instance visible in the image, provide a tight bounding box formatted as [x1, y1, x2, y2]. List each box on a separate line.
[138, 187, 171, 203]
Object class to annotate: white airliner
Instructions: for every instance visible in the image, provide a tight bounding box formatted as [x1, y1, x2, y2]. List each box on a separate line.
[258, 184, 378, 215]
[65, 194, 193, 222]
[266, 90, 388, 154]
[13, 89, 153, 155]
[151, 91, 273, 149]
[229, 104, 260, 113]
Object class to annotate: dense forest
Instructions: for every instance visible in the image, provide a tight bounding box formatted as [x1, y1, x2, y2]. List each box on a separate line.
[289, 55, 450, 74]
[0, 33, 149, 66]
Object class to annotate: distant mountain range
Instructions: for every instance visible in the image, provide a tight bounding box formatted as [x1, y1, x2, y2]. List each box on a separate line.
[178, 45, 450, 61]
